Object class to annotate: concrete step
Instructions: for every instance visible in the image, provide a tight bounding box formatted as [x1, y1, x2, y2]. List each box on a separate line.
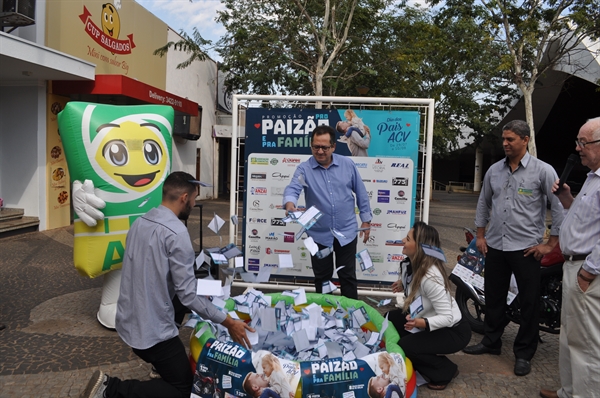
[0, 215, 40, 238]
[0, 208, 24, 221]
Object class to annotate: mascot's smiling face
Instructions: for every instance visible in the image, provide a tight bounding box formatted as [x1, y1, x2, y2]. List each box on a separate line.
[101, 3, 120, 38]
[95, 121, 168, 192]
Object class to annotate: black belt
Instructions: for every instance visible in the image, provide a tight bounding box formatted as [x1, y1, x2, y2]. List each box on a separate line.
[563, 254, 589, 262]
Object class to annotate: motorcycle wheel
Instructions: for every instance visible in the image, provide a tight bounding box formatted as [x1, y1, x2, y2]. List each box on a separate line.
[455, 288, 486, 334]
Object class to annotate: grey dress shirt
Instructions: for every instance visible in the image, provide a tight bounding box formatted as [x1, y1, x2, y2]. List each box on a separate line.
[475, 152, 564, 251]
[116, 205, 226, 350]
[559, 169, 600, 275]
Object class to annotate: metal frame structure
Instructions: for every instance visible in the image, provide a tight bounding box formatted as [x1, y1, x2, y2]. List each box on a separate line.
[228, 94, 435, 296]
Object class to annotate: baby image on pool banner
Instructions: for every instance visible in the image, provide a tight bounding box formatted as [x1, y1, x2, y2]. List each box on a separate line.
[192, 338, 408, 398]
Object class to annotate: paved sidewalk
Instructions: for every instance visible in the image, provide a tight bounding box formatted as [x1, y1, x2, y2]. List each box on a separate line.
[0, 192, 561, 397]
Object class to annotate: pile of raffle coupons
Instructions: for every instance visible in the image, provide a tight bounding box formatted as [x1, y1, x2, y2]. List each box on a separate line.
[186, 288, 389, 361]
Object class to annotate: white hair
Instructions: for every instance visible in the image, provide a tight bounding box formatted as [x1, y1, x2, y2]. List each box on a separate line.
[586, 117, 600, 140]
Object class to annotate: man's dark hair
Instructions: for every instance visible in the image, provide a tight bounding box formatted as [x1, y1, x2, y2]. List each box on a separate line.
[163, 171, 197, 202]
[311, 125, 336, 145]
[502, 120, 530, 138]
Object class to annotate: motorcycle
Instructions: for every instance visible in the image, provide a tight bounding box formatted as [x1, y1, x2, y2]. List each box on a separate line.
[449, 227, 563, 335]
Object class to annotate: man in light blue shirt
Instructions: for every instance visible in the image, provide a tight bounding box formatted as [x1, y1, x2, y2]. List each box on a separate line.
[283, 125, 372, 299]
[81, 172, 254, 398]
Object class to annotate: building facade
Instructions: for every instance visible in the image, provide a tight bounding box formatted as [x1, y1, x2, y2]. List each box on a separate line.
[0, 0, 226, 231]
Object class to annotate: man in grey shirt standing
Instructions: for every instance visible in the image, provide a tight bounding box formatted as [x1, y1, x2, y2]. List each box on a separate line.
[81, 171, 253, 398]
[463, 120, 564, 377]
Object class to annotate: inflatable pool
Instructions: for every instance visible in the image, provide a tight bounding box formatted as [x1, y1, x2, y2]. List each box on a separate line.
[189, 292, 417, 398]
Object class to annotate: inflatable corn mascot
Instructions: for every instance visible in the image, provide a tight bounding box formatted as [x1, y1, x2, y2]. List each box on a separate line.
[58, 102, 173, 328]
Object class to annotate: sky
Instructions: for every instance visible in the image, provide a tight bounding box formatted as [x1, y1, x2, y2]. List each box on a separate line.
[135, 0, 428, 61]
[135, 0, 226, 59]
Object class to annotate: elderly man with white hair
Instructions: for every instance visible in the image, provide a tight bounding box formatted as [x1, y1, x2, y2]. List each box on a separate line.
[541, 117, 600, 398]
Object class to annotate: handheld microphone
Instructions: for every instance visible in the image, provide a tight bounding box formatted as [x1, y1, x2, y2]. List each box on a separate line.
[554, 154, 579, 195]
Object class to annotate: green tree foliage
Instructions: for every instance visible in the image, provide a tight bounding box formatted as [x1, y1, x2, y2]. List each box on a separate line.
[154, 27, 211, 69]
[428, 0, 600, 157]
[331, 5, 515, 152]
[152, 1, 535, 153]
[215, 0, 393, 96]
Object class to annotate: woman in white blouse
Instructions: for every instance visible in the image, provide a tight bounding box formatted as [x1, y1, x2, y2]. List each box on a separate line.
[387, 221, 471, 390]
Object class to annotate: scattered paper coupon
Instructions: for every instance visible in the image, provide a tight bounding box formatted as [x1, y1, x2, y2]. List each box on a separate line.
[196, 279, 223, 297]
[303, 236, 319, 255]
[260, 307, 280, 332]
[410, 295, 424, 318]
[279, 254, 294, 268]
[230, 215, 238, 225]
[421, 244, 447, 262]
[322, 280, 338, 294]
[356, 249, 375, 272]
[184, 316, 199, 329]
[211, 296, 227, 310]
[194, 323, 211, 338]
[380, 314, 389, 336]
[209, 252, 228, 265]
[316, 246, 333, 259]
[246, 329, 259, 346]
[218, 284, 231, 300]
[366, 332, 380, 346]
[283, 211, 303, 223]
[195, 251, 206, 270]
[234, 256, 244, 268]
[255, 266, 272, 283]
[292, 328, 311, 352]
[198, 181, 212, 187]
[239, 272, 256, 283]
[292, 288, 307, 305]
[295, 227, 306, 241]
[208, 213, 225, 234]
[221, 244, 242, 259]
[378, 299, 392, 307]
[297, 206, 322, 228]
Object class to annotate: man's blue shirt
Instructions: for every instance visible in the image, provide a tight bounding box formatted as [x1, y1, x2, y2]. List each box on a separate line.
[283, 154, 372, 247]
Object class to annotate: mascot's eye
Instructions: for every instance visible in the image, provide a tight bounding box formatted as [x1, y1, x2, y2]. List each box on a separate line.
[143, 140, 162, 165]
[104, 13, 108, 22]
[103, 140, 128, 166]
[109, 15, 113, 24]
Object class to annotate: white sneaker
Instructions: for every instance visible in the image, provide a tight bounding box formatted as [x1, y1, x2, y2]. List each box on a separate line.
[80, 370, 109, 398]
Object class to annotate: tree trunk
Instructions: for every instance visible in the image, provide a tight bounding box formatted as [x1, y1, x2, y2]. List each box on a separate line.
[474, 145, 483, 192]
[315, 67, 323, 109]
[522, 88, 537, 157]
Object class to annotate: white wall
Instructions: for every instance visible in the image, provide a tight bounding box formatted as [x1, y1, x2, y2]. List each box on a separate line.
[0, 83, 46, 227]
[165, 28, 218, 200]
[12, 0, 44, 44]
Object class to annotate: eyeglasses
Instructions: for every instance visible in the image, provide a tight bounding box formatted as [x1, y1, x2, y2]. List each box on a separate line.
[575, 139, 600, 148]
[311, 145, 333, 152]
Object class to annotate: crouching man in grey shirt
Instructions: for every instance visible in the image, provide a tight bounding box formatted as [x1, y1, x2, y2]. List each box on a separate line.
[81, 171, 254, 398]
